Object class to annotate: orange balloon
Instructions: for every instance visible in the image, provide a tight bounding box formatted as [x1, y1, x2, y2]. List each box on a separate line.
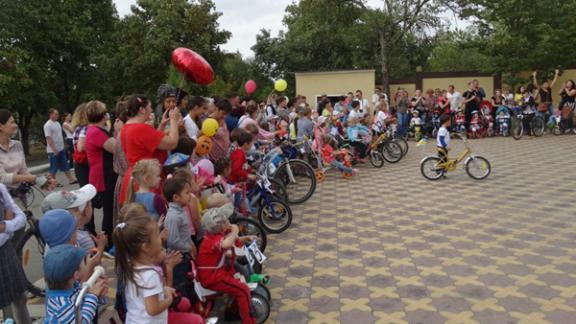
[195, 135, 213, 156]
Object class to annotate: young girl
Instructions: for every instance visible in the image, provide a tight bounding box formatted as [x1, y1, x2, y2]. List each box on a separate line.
[125, 159, 167, 221]
[113, 215, 203, 324]
[321, 135, 358, 176]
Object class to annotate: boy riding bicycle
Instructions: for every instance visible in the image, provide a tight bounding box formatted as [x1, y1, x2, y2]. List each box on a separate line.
[437, 114, 451, 166]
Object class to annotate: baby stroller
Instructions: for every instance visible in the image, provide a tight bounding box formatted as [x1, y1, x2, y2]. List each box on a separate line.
[495, 106, 511, 136]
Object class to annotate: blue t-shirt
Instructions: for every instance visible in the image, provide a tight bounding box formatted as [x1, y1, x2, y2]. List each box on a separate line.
[134, 192, 166, 221]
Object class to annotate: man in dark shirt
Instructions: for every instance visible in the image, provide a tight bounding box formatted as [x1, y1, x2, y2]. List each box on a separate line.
[462, 82, 479, 129]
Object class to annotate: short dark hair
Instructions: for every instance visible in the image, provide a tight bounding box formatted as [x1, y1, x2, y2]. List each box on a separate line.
[276, 97, 286, 106]
[0, 109, 13, 125]
[174, 136, 196, 155]
[85, 101, 107, 123]
[163, 178, 187, 203]
[351, 101, 360, 108]
[216, 99, 233, 113]
[214, 158, 231, 176]
[236, 131, 253, 146]
[440, 114, 450, 125]
[187, 96, 206, 112]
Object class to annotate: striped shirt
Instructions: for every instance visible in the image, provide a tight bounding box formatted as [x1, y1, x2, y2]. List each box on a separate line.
[45, 282, 98, 324]
[0, 140, 28, 186]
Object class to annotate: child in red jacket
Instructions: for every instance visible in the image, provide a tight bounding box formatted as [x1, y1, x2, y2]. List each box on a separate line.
[229, 131, 256, 183]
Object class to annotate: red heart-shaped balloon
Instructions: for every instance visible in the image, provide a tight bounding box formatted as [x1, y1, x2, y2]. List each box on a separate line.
[171, 47, 214, 85]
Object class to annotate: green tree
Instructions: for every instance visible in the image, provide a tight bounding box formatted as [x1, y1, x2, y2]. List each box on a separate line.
[425, 30, 491, 72]
[108, 0, 231, 98]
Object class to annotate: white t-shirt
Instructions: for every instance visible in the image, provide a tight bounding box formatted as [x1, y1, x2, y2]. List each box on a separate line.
[358, 98, 369, 113]
[125, 266, 167, 324]
[348, 109, 361, 121]
[447, 92, 462, 112]
[63, 122, 74, 139]
[43, 120, 64, 153]
[183, 114, 199, 139]
[372, 111, 388, 132]
[437, 126, 450, 148]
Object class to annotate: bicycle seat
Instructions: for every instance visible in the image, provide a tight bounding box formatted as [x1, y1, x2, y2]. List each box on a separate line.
[193, 280, 218, 301]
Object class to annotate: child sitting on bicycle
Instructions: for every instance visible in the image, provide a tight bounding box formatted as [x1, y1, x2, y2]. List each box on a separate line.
[43, 244, 109, 324]
[321, 135, 359, 176]
[346, 117, 370, 161]
[197, 204, 257, 324]
[437, 114, 451, 166]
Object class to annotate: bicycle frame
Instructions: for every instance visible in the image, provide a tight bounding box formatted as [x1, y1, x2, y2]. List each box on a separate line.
[435, 139, 472, 171]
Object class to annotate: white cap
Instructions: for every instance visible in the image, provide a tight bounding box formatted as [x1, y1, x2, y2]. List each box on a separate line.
[41, 184, 97, 213]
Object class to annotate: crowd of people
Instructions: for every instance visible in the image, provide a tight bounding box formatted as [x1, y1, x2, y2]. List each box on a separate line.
[0, 72, 574, 323]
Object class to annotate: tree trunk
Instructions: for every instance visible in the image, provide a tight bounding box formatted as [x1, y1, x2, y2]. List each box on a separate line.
[20, 111, 33, 156]
[378, 30, 391, 100]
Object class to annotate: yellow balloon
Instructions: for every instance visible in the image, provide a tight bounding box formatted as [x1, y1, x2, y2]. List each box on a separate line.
[201, 118, 219, 137]
[275, 79, 288, 92]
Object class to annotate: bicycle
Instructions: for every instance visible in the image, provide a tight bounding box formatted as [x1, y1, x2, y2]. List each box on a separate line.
[11, 183, 47, 297]
[511, 112, 545, 140]
[420, 135, 491, 180]
[373, 131, 404, 163]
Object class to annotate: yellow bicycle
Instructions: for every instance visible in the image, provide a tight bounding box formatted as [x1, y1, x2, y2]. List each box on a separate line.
[420, 136, 491, 180]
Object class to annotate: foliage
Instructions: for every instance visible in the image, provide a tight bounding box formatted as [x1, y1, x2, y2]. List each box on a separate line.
[425, 30, 491, 72]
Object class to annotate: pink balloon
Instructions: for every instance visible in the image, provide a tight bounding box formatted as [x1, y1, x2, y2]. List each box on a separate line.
[196, 158, 214, 176]
[244, 80, 257, 95]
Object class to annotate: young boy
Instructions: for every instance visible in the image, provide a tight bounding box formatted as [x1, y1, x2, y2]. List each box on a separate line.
[437, 114, 451, 166]
[197, 204, 256, 324]
[164, 178, 196, 284]
[229, 131, 256, 183]
[41, 184, 107, 253]
[43, 244, 108, 324]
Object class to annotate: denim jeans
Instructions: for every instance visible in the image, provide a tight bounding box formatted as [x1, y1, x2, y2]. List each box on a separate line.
[330, 160, 353, 173]
[397, 112, 409, 135]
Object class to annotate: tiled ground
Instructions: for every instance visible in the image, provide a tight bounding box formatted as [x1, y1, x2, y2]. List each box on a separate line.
[25, 135, 576, 323]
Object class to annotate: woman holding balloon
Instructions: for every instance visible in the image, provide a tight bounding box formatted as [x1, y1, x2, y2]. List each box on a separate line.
[118, 95, 181, 205]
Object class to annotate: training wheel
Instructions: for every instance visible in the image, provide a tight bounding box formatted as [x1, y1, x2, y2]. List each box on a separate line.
[343, 172, 353, 179]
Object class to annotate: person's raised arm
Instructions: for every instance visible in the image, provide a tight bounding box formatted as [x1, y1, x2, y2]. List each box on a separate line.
[221, 224, 239, 249]
[551, 69, 560, 88]
[532, 71, 539, 89]
[157, 108, 180, 151]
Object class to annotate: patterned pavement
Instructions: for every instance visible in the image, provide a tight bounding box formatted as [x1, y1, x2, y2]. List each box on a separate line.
[25, 135, 576, 323]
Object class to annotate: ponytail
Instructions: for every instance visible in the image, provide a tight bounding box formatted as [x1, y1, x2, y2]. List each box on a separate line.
[125, 177, 136, 204]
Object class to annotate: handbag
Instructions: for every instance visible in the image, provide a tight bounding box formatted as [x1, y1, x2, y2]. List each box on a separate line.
[72, 144, 87, 164]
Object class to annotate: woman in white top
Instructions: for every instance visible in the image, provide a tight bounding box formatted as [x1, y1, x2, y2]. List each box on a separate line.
[62, 112, 74, 169]
[183, 96, 207, 140]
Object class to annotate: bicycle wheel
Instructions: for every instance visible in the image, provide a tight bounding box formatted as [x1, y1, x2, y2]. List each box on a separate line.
[531, 117, 545, 137]
[420, 156, 444, 181]
[381, 141, 403, 163]
[393, 135, 409, 156]
[251, 292, 271, 324]
[511, 117, 523, 140]
[258, 199, 293, 234]
[274, 159, 316, 204]
[268, 178, 288, 203]
[465, 156, 491, 180]
[369, 150, 385, 168]
[234, 217, 267, 253]
[15, 228, 45, 297]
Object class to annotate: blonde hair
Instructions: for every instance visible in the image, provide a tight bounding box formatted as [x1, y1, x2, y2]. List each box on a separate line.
[85, 100, 107, 123]
[125, 159, 161, 203]
[118, 203, 148, 223]
[71, 103, 88, 129]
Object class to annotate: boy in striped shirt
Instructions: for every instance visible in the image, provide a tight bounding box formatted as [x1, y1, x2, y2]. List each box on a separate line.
[44, 244, 108, 324]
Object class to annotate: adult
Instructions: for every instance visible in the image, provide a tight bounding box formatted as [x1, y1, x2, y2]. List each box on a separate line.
[119, 95, 180, 205]
[411, 89, 425, 115]
[238, 101, 276, 140]
[208, 99, 233, 161]
[334, 95, 346, 114]
[62, 112, 74, 169]
[112, 99, 129, 227]
[183, 96, 208, 140]
[446, 85, 461, 114]
[70, 104, 93, 232]
[372, 88, 382, 108]
[533, 70, 559, 121]
[396, 90, 410, 135]
[225, 93, 243, 133]
[0, 184, 31, 324]
[265, 93, 278, 131]
[84, 100, 119, 241]
[355, 89, 370, 114]
[0, 110, 49, 189]
[462, 82, 480, 128]
[472, 79, 486, 101]
[43, 108, 77, 185]
[155, 84, 177, 123]
[558, 80, 576, 132]
[276, 97, 289, 122]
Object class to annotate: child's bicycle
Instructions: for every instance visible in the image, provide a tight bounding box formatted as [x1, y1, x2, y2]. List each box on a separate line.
[420, 135, 491, 180]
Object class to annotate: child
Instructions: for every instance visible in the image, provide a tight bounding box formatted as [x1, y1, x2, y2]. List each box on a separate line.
[297, 107, 314, 140]
[113, 215, 203, 324]
[43, 244, 108, 324]
[312, 116, 327, 151]
[498, 110, 510, 136]
[197, 204, 257, 324]
[125, 159, 167, 221]
[470, 110, 481, 137]
[321, 135, 358, 176]
[41, 184, 107, 253]
[409, 110, 422, 131]
[213, 158, 235, 200]
[163, 178, 196, 285]
[346, 117, 370, 159]
[437, 114, 451, 166]
[229, 131, 257, 183]
[455, 109, 466, 133]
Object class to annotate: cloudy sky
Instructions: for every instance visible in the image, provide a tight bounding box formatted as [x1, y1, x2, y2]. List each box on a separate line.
[113, 0, 464, 58]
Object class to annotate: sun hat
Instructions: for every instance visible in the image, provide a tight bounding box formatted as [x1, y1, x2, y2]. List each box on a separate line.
[202, 203, 234, 234]
[41, 184, 97, 213]
[39, 209, 77, 247]
[43, 244, 86, 283]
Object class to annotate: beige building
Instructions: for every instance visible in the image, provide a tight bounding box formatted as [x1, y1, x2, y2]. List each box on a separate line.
[295, 69, 375, 113]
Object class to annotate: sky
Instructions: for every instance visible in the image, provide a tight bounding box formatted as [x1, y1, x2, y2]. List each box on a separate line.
[113, 0, 465, 58]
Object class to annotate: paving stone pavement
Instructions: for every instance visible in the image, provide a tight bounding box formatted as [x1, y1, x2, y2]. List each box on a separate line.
[24, 135, 576, 323]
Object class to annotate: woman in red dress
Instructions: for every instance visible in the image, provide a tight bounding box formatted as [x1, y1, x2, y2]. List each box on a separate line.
[118, 95, 180, 205]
